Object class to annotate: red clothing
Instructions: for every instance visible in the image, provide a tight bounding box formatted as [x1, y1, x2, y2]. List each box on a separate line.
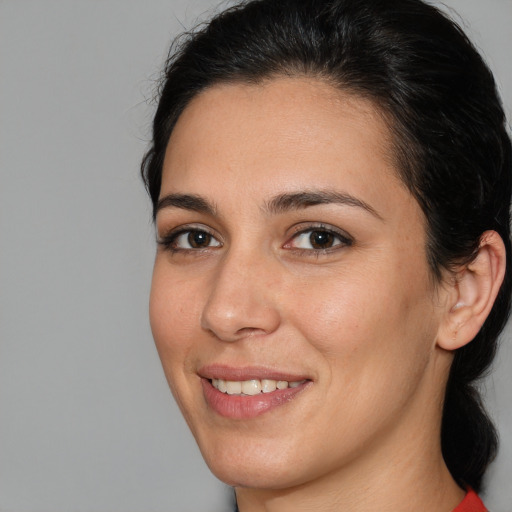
[453, 489, 487, 512]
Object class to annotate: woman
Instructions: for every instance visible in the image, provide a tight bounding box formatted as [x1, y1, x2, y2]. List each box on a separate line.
[141, 0, 511, 510]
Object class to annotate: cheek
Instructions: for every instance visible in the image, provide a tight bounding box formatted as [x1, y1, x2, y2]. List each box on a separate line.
[287, 266, 394, 352]
[149, 263, 200, 373]
[285, 267, 438, 452]
[149, 264, 208, 424]
[288, 259, 437, 382]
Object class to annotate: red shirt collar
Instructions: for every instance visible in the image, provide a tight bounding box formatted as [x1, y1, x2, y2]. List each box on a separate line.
[452, 489, 487, 512]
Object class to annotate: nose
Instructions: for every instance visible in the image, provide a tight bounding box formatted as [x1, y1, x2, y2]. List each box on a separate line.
[200, 250, 281, 342]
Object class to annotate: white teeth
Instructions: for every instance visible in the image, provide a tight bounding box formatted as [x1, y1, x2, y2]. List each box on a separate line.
[241, 379, 262, 396]
[261, 379, 277, 393]
[211, 378, 306, 395]
[226, 380, 242, 395]
[218, 379, 227, 393]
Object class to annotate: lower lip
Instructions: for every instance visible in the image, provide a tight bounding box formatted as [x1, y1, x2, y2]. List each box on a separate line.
[201, 379, 311, 419]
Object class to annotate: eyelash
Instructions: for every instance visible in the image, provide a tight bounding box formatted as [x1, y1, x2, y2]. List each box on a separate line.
[157, 224, 353, 255]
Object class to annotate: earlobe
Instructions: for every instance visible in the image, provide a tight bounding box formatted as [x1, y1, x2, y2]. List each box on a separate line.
[437, 230, 506, 351]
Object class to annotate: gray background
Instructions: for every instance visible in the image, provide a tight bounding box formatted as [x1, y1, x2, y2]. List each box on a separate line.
[0, 1, 510, 511]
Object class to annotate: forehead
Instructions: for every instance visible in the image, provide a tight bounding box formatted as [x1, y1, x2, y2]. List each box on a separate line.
[161, 77, 407, 210]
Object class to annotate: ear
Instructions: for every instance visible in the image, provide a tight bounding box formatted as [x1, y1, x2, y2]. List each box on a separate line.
[437, 230, 506, 351]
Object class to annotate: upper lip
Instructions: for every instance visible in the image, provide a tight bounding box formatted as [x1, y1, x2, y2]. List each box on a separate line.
[198, 364, 311, 382]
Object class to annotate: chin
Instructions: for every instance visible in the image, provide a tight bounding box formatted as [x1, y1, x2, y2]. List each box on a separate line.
[196, 434, 321, 490]
[199, 439, 298, 489]
[207, 460, 301, 490]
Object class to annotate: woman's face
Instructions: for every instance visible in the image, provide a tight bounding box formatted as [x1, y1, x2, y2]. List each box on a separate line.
[150, 78, 450, 489]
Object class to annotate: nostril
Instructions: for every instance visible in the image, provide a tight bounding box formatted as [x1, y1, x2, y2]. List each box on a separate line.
[235, 326, 268, 337]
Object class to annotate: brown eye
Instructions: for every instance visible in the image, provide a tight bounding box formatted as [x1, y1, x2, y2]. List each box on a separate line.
[188, 231, 212, 248]
[309, 230, 335, 249]
[167, 229, 222, 250]
[287, 227, 352, 252]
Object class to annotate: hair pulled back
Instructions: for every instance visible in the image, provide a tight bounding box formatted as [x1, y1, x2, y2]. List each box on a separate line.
[141, 0, 512, 492]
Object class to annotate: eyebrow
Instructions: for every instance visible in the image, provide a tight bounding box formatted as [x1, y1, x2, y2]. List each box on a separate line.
[156, 193, 217, 216]
[264, 190, 382, 219]
[155, 189, 382, 220]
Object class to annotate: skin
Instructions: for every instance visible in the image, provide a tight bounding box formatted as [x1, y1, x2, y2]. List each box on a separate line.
[150, 77, 477, 511]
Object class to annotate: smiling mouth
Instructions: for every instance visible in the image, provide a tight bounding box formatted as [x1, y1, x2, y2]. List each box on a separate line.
[210, 378, 309, 396]
[202, 375, 312, 418]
